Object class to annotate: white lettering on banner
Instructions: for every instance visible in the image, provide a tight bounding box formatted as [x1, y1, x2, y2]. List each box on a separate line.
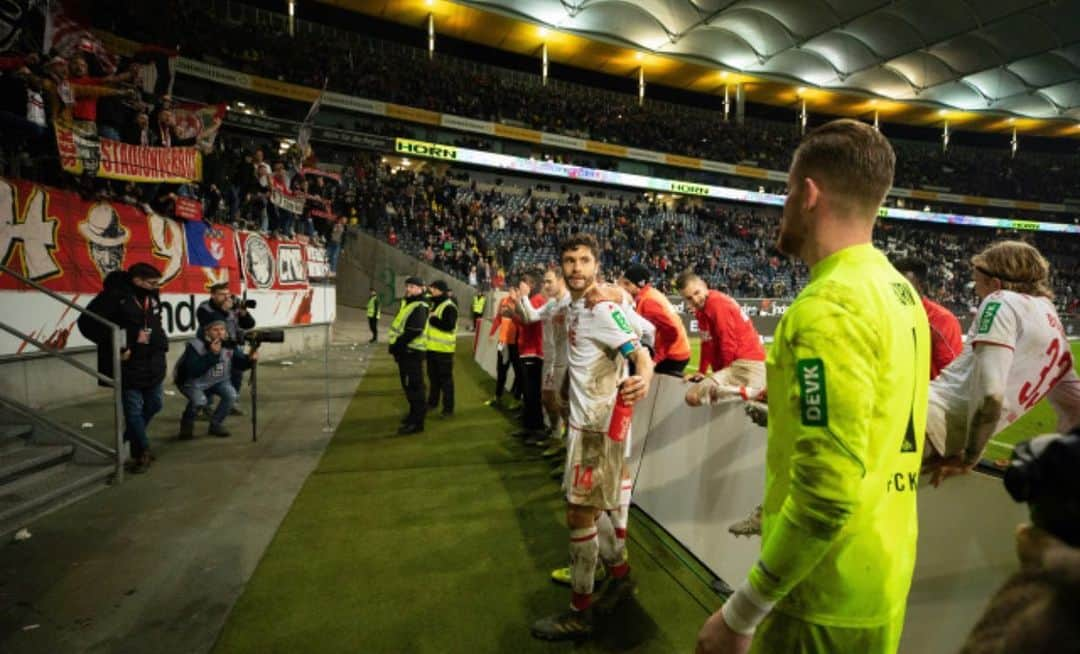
[147, 211, 184, 284]
[277, 245, 306, 285]
[270, 187, 306, 214]
[305, 245, 329, 278]
[0, 180, 60, 280]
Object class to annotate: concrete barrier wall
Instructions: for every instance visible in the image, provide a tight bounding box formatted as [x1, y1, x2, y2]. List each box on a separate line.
[0, 323, 329, 409]
[473, 318, 1026, 653]
[336, 230, 478, 318]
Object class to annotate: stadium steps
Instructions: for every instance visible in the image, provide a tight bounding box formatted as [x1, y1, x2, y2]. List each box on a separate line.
[0, 401, 115, 538]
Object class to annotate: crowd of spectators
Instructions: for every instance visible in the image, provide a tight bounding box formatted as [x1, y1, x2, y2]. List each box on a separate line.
[89, 0, 1080, 205]
[333, 153, 1079, 315]
[1, 2, 1077, 306]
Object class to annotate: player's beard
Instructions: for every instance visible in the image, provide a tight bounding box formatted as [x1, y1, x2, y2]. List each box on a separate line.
[776, 206, 807, 258]
[566, 272, 595, 296]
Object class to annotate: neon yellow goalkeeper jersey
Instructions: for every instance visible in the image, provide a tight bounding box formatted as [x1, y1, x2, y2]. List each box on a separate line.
[750, 243, 930, 628]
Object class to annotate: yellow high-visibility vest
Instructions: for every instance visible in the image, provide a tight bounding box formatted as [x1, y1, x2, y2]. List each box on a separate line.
[426, 298, 456, 353]
[471, 294, 486, 316]
[388, 300, 428, 351]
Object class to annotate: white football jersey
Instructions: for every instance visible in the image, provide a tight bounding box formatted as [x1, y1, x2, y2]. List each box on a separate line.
[929, 290, 1074, 447]
[520, 292, 571, 367]
[566, 296, 642, 435]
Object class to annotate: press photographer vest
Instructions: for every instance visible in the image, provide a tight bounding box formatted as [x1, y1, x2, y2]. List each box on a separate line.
[388, 300, 428, 351]
[426, 299, 456, 353]
[181, 337, 235, 391]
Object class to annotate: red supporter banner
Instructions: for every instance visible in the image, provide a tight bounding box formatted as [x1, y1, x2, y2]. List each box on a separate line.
[174, 197, 204, 221]
[237, 232, 309, 291]
[56, 126, 202, 183]
[0, 179, 329, 356]
[0, 178, 238, 294]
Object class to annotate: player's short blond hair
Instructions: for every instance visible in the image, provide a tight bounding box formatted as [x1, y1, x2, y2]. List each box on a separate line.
[971, 240, 1053, 299]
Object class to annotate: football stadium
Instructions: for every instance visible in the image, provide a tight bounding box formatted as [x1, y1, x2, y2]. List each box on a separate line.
[0, 1, 1078, 652]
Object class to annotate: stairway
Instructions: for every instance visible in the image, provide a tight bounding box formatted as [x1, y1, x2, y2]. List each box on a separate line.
[0, 405, 115, 538]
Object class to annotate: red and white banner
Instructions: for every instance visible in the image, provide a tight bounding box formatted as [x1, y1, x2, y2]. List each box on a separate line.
[173, 197, 203, 221]
[44, 0, 118, 73]
[269, 186, 305, 214]
[236, 232, 309, 291]
[173, 102, 226, 154]
[0, 179, 330, 356]
[56, 126, 202, 183]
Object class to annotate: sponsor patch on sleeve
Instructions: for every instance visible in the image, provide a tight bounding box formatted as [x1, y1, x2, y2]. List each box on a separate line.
[610, 307, 633, 335]
[976, 301, 1001, 335]
[796, 358, 827, 427]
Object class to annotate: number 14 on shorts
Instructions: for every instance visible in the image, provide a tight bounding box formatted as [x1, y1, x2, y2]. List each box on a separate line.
[572, 465, 594, 490]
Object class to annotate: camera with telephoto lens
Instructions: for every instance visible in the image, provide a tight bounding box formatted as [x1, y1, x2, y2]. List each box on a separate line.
[1003, 427, 1080, 547]
[232, 296, 257, 309]
[243, 329, 285, 347]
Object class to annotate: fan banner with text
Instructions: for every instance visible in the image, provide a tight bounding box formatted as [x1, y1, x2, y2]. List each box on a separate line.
[0, 179, 329, 356]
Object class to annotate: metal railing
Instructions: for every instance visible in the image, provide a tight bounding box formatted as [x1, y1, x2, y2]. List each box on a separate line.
[0, 264, 126, 482]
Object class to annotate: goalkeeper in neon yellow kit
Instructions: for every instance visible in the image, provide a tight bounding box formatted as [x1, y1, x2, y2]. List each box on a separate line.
[696, 119, 930, 654]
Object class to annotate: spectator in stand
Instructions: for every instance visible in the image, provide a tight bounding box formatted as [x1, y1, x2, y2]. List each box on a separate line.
[123, 111, 151, 145]
[677, 271, 767, 407]
[77, 262, 168, 474]
[175, 319, 258, 439]
[618, 263, 691, 377]
[327, 217, 345, 273]
[67, 52, 133, 140]
[894, 257, 963, 379]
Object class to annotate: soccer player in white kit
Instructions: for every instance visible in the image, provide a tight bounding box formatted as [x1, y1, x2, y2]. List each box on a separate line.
[926, 241, 1080, 485]
[531, 233, 655, 641]
[516, 269, 572, 450]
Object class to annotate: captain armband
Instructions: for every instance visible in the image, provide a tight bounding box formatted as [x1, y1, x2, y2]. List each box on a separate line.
[617, 341, 638, 359]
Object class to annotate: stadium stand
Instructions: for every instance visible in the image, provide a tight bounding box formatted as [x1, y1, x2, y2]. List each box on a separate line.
[86, 0, 1080, 205]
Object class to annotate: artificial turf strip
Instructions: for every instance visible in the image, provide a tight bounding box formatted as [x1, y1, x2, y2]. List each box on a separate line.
[212, 344, 719, 654]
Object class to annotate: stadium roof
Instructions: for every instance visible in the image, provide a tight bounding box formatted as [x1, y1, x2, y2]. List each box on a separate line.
[325, 0, 1080, 138]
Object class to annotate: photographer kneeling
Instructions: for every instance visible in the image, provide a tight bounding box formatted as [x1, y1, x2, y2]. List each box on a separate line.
[175, 319, 258, 439]
[197, 283, 256, 416]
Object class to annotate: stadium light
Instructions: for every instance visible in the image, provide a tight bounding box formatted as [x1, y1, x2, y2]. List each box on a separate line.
[428, 13, 435, 60]
[537, 26, 549, 37]
[635, 52, 645, 60]
[541, 42, 549, 86]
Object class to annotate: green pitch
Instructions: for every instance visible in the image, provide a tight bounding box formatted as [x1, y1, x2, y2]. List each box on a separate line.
[212, 346, 718, 653]
[684, 338, 1080, 461]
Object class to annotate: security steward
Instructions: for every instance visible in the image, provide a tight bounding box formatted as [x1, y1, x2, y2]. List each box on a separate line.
[366, 287, 380, 343]
[471, 291, 486, 332]
[388, 276, 429, 435]
[425, 280, 458, 417]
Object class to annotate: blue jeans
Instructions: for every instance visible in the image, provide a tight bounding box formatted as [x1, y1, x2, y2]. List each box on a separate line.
[122, 384, 163, 458]
[181, 381, 237, 425]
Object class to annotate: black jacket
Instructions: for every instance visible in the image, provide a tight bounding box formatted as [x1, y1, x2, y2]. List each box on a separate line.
[77, 270, 169, 390]
[428, 296, 458, 332]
